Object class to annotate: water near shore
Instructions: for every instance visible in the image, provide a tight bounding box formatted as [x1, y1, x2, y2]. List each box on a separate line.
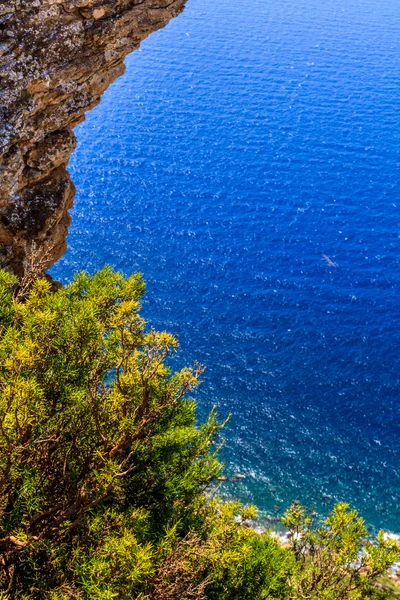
[51, 0, 400, 533]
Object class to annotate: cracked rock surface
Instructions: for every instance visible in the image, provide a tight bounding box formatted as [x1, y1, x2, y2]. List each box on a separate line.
[0, 0, 186, 275]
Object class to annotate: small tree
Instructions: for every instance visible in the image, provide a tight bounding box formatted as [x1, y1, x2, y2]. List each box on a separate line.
[0, 266, 398, 599]
[282, 502, 400, 599]
[0, 267, 222, 596]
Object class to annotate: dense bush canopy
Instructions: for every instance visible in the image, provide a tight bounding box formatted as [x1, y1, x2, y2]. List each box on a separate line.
[0, 267, 398, 599]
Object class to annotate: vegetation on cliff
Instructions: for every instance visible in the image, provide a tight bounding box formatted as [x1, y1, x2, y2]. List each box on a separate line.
[0, 267, 398, 598]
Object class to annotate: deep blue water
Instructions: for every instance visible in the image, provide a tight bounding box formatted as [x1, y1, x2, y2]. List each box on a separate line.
[51, 0, 400, 533]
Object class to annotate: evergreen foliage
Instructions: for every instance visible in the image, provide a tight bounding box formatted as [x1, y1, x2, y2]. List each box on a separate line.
[0, 267, 398, 598]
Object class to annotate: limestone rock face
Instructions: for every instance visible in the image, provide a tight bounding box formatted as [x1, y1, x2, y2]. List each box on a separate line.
[0, 0, 186, 275]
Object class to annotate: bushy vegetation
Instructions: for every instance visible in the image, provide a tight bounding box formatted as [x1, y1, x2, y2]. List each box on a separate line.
[0, 267, 398, 599]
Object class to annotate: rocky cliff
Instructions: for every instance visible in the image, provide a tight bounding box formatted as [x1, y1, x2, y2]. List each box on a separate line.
[0, 0, 186, 275]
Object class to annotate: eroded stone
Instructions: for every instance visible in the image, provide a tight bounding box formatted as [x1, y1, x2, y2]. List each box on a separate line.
[0, 0, 187, 274]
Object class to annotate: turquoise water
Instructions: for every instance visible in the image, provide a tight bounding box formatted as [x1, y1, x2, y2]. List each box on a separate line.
[51, 0, 400, 532]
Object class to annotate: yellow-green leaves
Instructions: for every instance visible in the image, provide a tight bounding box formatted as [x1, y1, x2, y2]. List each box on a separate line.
[281, 502, 400, 599]
[0, 265, 397, 599]
[0, 266, 226, 597]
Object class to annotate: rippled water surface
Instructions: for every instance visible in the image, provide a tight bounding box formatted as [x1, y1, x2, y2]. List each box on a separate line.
[51, 0, 400, 532]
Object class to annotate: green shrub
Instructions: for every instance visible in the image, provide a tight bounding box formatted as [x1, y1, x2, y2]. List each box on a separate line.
[0, 267, 397, 598]
[282, 502, 400, 599]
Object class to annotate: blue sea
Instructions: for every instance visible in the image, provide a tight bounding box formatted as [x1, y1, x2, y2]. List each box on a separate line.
[51, 0, 400, 533]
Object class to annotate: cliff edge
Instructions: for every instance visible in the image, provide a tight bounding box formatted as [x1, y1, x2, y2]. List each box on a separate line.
[0, 0, 186, 275]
